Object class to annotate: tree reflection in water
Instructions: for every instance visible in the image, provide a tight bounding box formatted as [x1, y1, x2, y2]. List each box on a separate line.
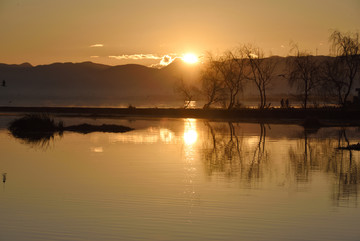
[288, 127, 359, 207]
[202, 122, 270, 185]
[201, 122, 360, 207]
[331, 129, 359, 207]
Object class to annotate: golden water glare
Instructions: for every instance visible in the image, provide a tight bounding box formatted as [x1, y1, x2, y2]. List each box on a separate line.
[182, 118, 199, 222]
[183, 119, 198, 146]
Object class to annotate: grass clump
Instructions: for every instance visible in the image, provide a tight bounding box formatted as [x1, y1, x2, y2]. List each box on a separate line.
[9, 114, 61, 133]
[8, 114, 134, 147]
[8, 114, 61, 147]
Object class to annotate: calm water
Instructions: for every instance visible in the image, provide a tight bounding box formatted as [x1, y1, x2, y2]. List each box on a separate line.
[0, 116, 360, 241]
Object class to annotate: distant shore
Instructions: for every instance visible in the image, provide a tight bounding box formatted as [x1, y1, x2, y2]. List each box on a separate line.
[1, 106, 360, 126]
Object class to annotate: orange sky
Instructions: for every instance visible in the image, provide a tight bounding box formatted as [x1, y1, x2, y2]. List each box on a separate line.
[0, 0, 359, 66]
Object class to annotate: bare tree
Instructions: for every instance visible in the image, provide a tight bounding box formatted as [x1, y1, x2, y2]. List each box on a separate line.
[174, 78, 199, 108]
[201, 51, 247, 109]
[329, 30, 360, 106]
[221, 50, 248, 109]
[287, 45, 321, 109]
[242, 45, 277, 109]
[321, 57, 348, 105]
[201, 54, 227, 109]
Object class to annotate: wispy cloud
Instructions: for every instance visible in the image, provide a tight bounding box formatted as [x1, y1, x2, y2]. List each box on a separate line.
[90, 44, 104, 48]
[90, 55, 99, 58]
[149, 55, 178, 68]
[109, 54, 162, 60]
[160, 55, 175, 65]
[109, 53, 178, 68]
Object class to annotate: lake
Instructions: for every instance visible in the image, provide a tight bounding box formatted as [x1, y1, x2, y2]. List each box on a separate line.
[0, 116, 359, 241]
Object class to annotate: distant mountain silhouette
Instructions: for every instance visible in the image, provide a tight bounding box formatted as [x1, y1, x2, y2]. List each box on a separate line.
[0, 56, 343, 107]
[0, 61, 187, 106]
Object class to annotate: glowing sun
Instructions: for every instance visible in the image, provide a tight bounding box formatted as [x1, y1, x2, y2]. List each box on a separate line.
[182, 53, 198, 64]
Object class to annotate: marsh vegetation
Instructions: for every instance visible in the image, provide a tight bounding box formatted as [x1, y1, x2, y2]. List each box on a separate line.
[8, 114, 133, 146]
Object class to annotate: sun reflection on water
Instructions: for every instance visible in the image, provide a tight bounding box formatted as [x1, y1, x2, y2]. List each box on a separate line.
[107, 119, 199, 146]
[159, 128, 174, 143]
[182, 118, 199, 222]
[183, 119, 198, 146]
[109, 128, 175, 144]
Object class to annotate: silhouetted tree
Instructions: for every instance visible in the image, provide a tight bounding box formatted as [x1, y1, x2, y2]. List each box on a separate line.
[329, 30, 360, 106]
[226, 50, 248, 109]
[321, 57, 348, 105]
[201, 54, 227, 109]
[201, 51, 247, 109]
[242, 45, 277, 109]
[174, 78, 199, 108]
[287, 45, 321, 109]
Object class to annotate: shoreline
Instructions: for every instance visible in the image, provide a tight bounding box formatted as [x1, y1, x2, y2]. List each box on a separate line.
[1, 106, 360, 126]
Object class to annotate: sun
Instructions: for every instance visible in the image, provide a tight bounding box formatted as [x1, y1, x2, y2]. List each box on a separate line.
[182, 53, 198, 64]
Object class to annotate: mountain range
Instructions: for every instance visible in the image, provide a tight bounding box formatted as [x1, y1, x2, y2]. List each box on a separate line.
[0, 56, 343, 107]
[0, 59, 203, 107]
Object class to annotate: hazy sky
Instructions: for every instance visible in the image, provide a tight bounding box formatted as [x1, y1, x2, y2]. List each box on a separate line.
[0, 0, 359, 66]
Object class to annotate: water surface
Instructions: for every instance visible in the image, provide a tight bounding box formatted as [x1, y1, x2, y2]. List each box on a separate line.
[0, 116, 359, 241]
